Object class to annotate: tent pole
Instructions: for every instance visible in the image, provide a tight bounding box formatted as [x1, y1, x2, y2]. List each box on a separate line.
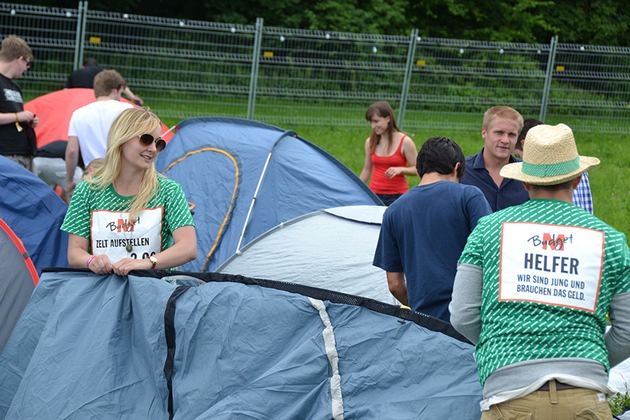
[161, 124, 177, 137]
[235, 130, 296, 252]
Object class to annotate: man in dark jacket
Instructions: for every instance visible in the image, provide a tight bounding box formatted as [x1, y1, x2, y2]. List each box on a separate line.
[65, 58, 143, 106]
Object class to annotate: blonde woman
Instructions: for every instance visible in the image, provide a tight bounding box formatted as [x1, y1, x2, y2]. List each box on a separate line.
[359, 101, 417, 206]
[61, 108, 196, 275]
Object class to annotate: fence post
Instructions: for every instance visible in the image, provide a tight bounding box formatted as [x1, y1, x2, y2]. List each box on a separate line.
[73, 1, 88, 70]
[398, 29, 418, 129]
[539, 35, 558, 122]
[247, 17, 263, 120]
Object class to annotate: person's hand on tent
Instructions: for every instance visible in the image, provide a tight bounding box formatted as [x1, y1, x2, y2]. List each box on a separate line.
[67, 234, 114, 274]
[112, 256, 152, 276]
[86, 253, 114, 275]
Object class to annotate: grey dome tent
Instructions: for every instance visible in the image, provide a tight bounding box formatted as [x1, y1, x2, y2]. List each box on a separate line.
[0, 270, 482, 419]
[218, 205, 398, 305]
[0, 217, 38, 355]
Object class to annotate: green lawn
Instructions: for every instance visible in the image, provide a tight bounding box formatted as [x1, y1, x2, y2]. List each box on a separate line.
[289, 124, 630, 238]
[163, 107, 630, 239]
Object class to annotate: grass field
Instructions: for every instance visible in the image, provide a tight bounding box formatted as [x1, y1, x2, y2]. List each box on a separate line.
[290, 124, 630, 238]
[153, 113, 630, 239]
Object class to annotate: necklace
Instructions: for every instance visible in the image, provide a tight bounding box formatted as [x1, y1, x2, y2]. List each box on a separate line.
[120, 212, 134, 253]
[114, 181, 138, 253]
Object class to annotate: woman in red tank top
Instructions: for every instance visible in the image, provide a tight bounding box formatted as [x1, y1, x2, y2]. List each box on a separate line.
[359, 101, 418, 206]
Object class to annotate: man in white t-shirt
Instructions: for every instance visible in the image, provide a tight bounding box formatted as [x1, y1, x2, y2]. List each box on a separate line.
[65, 69, 133, 195]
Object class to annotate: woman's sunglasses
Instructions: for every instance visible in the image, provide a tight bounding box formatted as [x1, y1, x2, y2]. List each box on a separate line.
[139, 134, 166, 152]
[21, 56, 32, 70]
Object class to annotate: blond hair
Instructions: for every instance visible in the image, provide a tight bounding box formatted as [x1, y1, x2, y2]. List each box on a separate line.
[87, 107, 162, 222]
[0, 35, 32, 62]
[482, 106, 523, 133]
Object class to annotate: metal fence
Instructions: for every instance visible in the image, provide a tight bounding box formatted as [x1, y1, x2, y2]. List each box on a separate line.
[2, 2, 629, 133]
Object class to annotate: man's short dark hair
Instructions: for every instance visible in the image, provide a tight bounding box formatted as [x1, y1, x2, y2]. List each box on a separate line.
[416, 136, 465, 179]
[83, 57, 98, 67]
[516, 118, 543, 151]
[528, 178, 576, 192]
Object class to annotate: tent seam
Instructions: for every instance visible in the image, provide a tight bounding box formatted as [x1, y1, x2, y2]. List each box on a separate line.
[309, 297, 344, 420]
[163, 285, 190, 419]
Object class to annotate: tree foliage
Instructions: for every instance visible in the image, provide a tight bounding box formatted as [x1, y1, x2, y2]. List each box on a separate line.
[409, 0, 557, 43]
[299, 0, 409, 35]
[19, 0, 630, 46]
[545, 0, 630, 46]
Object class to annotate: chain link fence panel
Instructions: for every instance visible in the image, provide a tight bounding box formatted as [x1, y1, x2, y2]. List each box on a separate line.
[2, 2, 629, 133]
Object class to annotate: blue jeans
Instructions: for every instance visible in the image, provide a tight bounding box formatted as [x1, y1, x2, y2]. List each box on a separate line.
[377, 193, 402, 206]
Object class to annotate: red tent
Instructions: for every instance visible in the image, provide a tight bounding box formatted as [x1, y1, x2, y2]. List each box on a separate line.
[0, 217, 38, 354]
[25, 88, 174, 149]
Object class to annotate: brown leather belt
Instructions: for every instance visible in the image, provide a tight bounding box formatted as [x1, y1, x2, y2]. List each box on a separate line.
[537, 380, 579, 391]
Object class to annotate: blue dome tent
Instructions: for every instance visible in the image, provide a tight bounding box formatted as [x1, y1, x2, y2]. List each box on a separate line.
[0, 270, 483, 419]
[0, 156, 68, 273]
[155, 117, 382, 272]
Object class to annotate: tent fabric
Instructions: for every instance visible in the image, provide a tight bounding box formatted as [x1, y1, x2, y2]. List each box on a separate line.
[606, 325, 630, 406]
[155, 117, 382, 272]
[24, 88, 173, 149]
[0, 156, 69, 272]
[218, 205, 398, 305]
[0, 270, 483, 419]
[0, 218, 38, 355]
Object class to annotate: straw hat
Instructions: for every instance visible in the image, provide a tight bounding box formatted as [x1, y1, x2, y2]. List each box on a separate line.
[500, 123, 599, 185]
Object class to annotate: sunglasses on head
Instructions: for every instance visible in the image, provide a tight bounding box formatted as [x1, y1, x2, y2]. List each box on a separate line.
[139, 134, 166, 152]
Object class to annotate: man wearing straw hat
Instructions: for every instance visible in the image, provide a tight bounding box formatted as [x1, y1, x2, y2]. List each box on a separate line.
[450, 123, 630, 417]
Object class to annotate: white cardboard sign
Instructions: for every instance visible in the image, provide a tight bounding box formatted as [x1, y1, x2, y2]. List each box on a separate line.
[499, 222, 604, 312]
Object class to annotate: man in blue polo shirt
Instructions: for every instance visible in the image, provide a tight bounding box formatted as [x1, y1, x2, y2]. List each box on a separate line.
[460, 106, 528, 211]
[373, 137, 491, 322]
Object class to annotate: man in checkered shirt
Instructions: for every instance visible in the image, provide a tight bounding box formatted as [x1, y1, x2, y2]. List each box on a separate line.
[515, 118, 594, 213]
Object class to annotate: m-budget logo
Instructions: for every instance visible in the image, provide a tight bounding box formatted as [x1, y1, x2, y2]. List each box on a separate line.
[106, 217, 138, 233]
[527, 233, 572, 251]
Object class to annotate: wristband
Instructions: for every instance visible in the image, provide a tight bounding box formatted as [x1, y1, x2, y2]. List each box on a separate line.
[86, 255, 96, 268]
[15, 112, 22, 132]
